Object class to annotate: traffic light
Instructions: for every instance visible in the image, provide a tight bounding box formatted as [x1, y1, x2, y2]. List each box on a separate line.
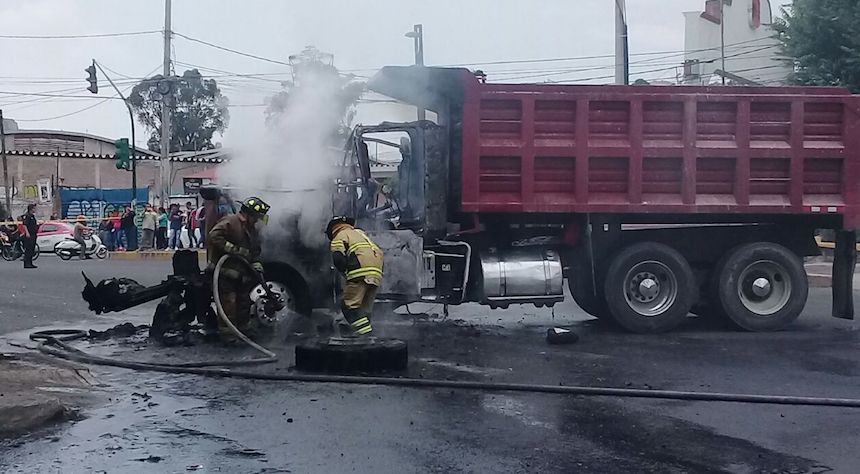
[115, 138, 130, 170]
[85, 61, 98, 94]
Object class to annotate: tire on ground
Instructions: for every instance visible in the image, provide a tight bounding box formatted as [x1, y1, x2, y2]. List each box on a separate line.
[603, 242, 696, 333]
[715, 242, 808, 331]
[295, 339, 408, 373]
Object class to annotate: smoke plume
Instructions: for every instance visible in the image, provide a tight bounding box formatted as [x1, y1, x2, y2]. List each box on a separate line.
[222, 68, 357, 249]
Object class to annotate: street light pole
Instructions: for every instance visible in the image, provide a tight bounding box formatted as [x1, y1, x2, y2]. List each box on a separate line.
[615, 0, 629, 85]
[160, 0, 172, 207]
[405, 24, 425, 120]
[93, 60, 137, 209]
[0, 109, 10, 217]
[720, 0, 727, 85]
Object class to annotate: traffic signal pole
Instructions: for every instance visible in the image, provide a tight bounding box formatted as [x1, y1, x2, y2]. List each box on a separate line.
[93, 60, 137, 208]
[160, 0, 172, 208]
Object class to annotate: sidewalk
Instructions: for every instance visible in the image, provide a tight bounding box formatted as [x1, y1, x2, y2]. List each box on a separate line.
[0, 353, 94, 436]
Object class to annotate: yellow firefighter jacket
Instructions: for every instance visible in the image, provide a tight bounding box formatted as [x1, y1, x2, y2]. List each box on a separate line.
[330, 225, 384, 286]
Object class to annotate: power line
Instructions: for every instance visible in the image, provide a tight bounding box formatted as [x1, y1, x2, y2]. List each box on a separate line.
[14, 97, 115, 122]
[174, 60, 287, 84]
[0, 30, 161, 39]
[11, 65, 161, 122]
[173, 31, 293, 67]
[502, 45, 777, 82]
[440, 36, 775, 68]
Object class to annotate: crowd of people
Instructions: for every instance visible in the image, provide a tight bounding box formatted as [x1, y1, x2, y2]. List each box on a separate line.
[2, 200, 206, 269]
[96, 201, 204, 251]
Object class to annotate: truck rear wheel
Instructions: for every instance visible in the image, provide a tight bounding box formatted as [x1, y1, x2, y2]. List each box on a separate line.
[604, 242, 695, 333]
[715, 242, 808, 331]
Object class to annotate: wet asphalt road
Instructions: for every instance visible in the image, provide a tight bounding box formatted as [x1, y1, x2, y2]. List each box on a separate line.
[1, 257, 859, 473]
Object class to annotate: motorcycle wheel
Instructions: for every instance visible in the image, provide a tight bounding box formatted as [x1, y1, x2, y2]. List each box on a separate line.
[32, 244, 40, 261]
[96, 247, 108, 259]
[1, 246, 13, 261]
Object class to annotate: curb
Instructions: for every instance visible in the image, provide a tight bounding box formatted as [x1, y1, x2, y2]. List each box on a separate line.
[807, 273, 831, 288]
[108, 251, 207, 262]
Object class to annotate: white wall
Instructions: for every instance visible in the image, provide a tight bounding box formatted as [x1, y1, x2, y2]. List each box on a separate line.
[683, 0, 790, 85]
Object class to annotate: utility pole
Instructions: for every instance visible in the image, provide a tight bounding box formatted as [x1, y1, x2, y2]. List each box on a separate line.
[160, 0, 172, 207]
[0, 109, 10, 217]
[614, 0, 629, 85]
[93, 60, 137, 209]
[405, 24, 425, 120]
[720, 0, 727, 85]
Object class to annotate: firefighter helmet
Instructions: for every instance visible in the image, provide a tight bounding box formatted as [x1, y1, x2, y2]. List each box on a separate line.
[325, 216, 355, 239]
[241, 197, 271, 224]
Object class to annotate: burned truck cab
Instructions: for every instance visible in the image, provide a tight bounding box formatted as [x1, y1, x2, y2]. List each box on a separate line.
[344, 66, 568, 311]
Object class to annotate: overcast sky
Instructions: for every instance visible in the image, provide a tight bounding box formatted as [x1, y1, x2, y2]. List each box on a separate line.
[0, 0, 791, 147]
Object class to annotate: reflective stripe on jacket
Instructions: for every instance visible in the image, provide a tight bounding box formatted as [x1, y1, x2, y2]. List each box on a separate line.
[330, 227, 383, 284]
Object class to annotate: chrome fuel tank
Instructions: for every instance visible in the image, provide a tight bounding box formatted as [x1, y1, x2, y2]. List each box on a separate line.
[480, 248, 564, 308]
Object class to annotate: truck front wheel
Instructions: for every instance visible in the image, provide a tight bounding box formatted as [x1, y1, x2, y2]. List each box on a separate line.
[715, 242, 808, 331]
[568, 273, 609, 319]
[604, 242, 695, 333]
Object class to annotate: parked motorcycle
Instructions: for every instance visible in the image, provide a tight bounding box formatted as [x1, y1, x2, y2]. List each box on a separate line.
[54, 234, 108, 260]
[1, 232, 41, 262]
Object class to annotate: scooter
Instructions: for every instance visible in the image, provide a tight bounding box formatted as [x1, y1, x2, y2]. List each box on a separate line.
[54, 234, 108, 260]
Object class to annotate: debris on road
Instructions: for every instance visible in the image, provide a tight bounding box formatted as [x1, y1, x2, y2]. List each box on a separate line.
[546, 327, 579, 345]
[0, 353, 93, 436]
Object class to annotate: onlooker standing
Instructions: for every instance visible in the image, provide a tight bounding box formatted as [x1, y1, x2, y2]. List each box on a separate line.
[156, 207, 168, 250]
[98, 217, 114, 251]
[168, 204, 184, 250]
[186, 201, 198, 248]
[21, 203, 38, 269]
[140, 204, 158, 250]
[121, 205, 137, 251]
[114, 211, 125, 251]
[195, 205, 207, 248]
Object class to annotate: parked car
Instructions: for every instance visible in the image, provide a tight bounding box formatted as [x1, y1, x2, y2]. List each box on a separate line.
[36, 221, 75, 253]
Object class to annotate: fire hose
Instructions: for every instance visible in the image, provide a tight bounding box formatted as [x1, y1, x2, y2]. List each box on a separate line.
[23, 330, 860, 408]
[212, 253, 278, 360]
[23, 256, 860, 408]
[24, 328, 860, 408]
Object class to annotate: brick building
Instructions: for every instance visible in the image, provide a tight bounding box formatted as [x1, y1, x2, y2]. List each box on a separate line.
[0, 122, 220, 218]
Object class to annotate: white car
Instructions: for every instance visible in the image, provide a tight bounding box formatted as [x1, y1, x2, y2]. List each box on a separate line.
[36, 221, 75, 253]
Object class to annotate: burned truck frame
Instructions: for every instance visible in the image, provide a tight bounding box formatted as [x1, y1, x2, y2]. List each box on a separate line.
[174, 65, 856, 336]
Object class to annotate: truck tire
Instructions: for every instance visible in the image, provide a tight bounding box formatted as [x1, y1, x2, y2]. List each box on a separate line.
[604, 242, 695, 333]
[715, 242, 808, 331]
[568, 274, 609, 319]
[295, 338, 408, 373]
[263, 264, 313, 318]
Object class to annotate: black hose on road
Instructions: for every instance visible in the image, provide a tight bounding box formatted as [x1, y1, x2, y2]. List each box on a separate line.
[29, 329, 860, 409]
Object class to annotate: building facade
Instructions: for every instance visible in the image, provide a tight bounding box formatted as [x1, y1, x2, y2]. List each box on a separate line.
[683, 0, 791, 86]
[0, 122, 219, 219]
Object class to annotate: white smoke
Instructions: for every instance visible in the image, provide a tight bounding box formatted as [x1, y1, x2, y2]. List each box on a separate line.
[222, 69, 355, 248]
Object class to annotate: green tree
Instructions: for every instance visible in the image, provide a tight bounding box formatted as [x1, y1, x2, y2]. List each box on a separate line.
[264, 46, 365, 140]
[128, 69, 230, 152]
[773, 0, 860, 91]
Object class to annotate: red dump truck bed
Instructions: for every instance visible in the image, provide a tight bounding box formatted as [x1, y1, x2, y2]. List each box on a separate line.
[457, 78, 860, 227]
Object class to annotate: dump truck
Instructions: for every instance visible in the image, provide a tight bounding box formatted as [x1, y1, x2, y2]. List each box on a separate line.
[252, 66, 860, 334]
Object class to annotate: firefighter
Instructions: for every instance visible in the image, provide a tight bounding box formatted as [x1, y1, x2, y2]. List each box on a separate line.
[326, 216, 384, 336]
[207, 196, 271, 338]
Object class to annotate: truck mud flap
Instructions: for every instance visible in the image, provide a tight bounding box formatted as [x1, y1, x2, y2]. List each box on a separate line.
[832, 230, 856, 320]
